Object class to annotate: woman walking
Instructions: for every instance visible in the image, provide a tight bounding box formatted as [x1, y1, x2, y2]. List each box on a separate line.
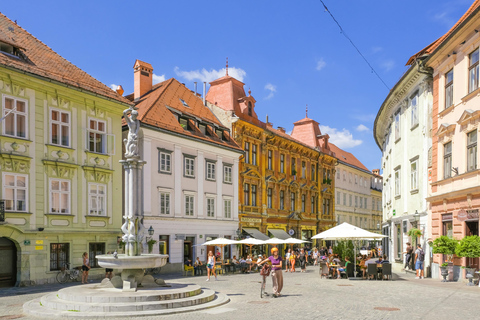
[289, 250, 296, 272]
[81, 252, 90, 284]
[258, 247, 283, 297]
[299, 248, 307, 272]
[206, 250, 217, 281]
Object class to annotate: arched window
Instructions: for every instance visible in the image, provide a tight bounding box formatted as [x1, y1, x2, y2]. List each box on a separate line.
[248, 102, 252, 116]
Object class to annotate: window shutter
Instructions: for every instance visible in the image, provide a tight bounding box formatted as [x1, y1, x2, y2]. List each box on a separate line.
[106, 133, 115, 155]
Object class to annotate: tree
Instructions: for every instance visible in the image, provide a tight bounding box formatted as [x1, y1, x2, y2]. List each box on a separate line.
[431, 235, 458, 262]
[455, 235, 480, 260]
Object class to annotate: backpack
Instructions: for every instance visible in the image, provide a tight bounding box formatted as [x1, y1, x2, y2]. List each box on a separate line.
[418, 249, 425, 261]
[260, 263, 271, 276]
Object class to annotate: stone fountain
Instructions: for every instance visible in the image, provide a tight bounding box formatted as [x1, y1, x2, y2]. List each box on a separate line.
[23, 107, 229, 318]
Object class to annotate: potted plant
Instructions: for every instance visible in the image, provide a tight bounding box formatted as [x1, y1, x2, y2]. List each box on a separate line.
[455, 235, 480, 286]
[431, 235, 458, 282]
[440, 262, 449, 282]
[147, 239, 157, 253]
[407, 228, 422, 238]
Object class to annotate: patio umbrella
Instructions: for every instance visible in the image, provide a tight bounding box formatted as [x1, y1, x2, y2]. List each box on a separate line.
[284, 238, 310, 244]
[263, 237, 287, 247]
[312, 222, 386, 278]
[201, 238, 237, 262]
[233, 238, 265, 256]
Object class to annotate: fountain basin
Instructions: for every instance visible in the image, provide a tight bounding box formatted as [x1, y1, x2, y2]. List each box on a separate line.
[96, 254, 168, 269]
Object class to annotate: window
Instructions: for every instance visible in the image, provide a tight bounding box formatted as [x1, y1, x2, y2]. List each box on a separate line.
[184, 156, 195, 177]
[50, 109, 70, 147]
[343, 193, 346, 206]
[395, 112, 400, 141]
[206, 198, 215, 217]
[88, 119, 107, 154]
[159, 191, 170, 215]
[469, 48, 479, 93]
[251, 185, 257, 206]
[267, 188, 272, 208]
[244, 142, 250, 164]
[444, 142, 452, 179]
[2, 96, 27, 138]
[88, 183, 106, 216]
[248, 101, 253, 116]
[326, 199, 330, 215]
[2, 173, 27, 212]
[0, 41, 21, 57]
[159, 150, 171, 173]
[364, 198, 367, 209]
[337, 192, 340, 205]
[445, 69, 453, 108]
[355, 196, 358, 207]
[290, 192, 296, 211]
[50, 179, 70, 214]
[244, 184, 250, 206]
[89, 243, 105, 268]
[343, 172, 346, 181]
[301, 161, 306, 178]
[206, 161, 216, 180]
[291, 158, 296, 175]
[224, 199, 232, 218]
[410, 160, 418, 190]
[394, 169, 400, 196]
[301, 194, 306, 212]
[359, 177, 363, 186]
[355, 175, 358, 184]
[223, 165, 232, 183]
[349, 195, 352, 206]
[311, 165, 316, 181]
[280, 154, 285, 173]
[337, 170, 340, 179]
[199, 124, 207, 135]
[311, 196, 315, 213]
[372, 199, 375, 210]
[410, 93, 418, 128]
[443, 219, 453, 238]
[252, 144, 257, 165]
[158, 235, 170, 262]
[280, 190, 285, 210]
[267, 150, 272, 170]
[185, 194, 194, 216]
[349, 173, 352, 183]
[467, 130, 477, 171]
[50, 243, 69, 271]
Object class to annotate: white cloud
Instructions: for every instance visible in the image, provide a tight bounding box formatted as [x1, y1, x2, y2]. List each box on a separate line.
[356, 124, 369, 132]
[372, 46, 383, 54]
[380, 59, 395, 72]
[152, 73, 166, 84]
[316, 58, 326, 71]
[264, 83, 276, 100]
[319, 125, 362, 149]
[109, 84, 118, 91]
[174, 66, 246, 83]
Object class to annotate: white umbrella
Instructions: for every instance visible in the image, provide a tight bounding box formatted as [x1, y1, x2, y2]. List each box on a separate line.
[201, 238, 237, 262]
[312, 222, 386, 278]
[284, 238, 310, 244]
[263, 237, 287, 247]
[233, 238, 265, 256]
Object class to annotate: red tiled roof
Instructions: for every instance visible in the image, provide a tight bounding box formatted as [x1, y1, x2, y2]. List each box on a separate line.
[406, 0, 480, 65]
[127, 77, 242, 152]
[0, 13, 132, 105]
[329, 143, 369, 172]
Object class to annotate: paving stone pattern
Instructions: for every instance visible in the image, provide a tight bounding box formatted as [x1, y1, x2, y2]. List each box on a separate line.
[0, 266, 478, 320]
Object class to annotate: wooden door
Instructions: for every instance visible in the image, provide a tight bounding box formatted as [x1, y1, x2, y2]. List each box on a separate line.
[0, 237, 16, 287]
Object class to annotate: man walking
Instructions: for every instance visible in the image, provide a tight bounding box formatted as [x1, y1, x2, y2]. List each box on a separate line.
[403, 242, 413, 270]
[415, 244, 425, 279]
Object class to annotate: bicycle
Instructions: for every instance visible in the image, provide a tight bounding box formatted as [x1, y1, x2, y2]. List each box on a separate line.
[56, 262, 80, 284]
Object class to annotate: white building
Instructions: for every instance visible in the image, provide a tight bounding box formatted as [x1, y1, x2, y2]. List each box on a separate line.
[374, 61, 433, 272]
[123, 61, 243, 272]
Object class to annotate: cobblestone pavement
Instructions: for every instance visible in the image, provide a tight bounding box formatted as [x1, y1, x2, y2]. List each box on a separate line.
[1, 266, 478, 320]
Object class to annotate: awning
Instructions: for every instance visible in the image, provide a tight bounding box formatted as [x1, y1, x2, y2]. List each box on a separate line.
[243, 228, 269, 241]
[268, 229, 291, 240]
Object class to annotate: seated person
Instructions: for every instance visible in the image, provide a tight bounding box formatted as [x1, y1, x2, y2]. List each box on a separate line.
[257, 255, 263, 265]
[184, 258, 192, 267]
[359, 256, 368, 279]
[381, 254, 389, 264]
[246, 255, 253, 272]
[239, 256, 247, 272]
[375, 256, 383, 264]
[337, 256, 350, 279]
[231, 255, 239, 264]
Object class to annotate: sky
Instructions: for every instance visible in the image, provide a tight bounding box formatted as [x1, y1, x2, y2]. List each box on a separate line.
[1, 0, 474, 171]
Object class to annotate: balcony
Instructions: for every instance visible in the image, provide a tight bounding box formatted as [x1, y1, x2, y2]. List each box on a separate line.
[241, 205, 261, 214]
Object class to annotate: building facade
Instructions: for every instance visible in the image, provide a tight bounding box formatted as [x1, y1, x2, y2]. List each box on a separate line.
[206, 74, 337, 245]
[0, 14, 131, 287]
[123, 61, 243, 272]
[374, 60, 433, 272]
[421, 0, 480, 279]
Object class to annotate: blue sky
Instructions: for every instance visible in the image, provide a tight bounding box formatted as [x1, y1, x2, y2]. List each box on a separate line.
[1, 0, 474, 170]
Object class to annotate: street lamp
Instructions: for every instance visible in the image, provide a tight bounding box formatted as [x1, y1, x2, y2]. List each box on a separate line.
[146, 226, 154, 241]
[377, 223, 380, 230]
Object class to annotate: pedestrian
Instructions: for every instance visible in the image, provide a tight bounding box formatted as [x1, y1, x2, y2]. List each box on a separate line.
[258, 247, 283, 297]
[403, 242, 413, 270]
[81, 252, 90, 284]
[105, 251, 113, 279]
[289, 250, 296, 272]
[328, 246, 333, 255]
[285, 248, 291, 272]
[206, 250, 217, 281]
[313, 248, 319, 266]
[415, 244, 425, 279]
[299, 248, 307, 272]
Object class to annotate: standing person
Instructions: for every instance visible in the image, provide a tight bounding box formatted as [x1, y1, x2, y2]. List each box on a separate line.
[81, 252, 90, 284]
[285, 249, 291, 272]
[258, 247, 283, 297]
[289, 250, 296, 272]
[313, 248, 319, 266]
[415, 244, 425, 279]
[328, 246, 333, 255]
[299, 249, 307, 272]
[206, 251, 217, 281]
[403, 242, 413, 270]
[194, 257, 203, 276]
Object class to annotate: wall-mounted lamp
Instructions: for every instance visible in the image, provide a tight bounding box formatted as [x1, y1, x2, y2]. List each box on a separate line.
[146, 226, 154, 241]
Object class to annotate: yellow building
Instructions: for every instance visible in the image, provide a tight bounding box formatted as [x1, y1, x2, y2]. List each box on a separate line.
[205, 73, 336, 244]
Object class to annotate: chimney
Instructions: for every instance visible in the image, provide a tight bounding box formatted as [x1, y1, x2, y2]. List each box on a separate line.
[133, 60, 153, 100]
[372, 169, 380, 176]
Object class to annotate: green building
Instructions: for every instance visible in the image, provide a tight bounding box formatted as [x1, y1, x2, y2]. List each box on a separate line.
[0, 13, 132, 286]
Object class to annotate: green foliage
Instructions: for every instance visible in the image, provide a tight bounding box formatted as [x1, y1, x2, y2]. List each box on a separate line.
[118, 240, 126, 249]
[431, 236, 458, 255]
[441, 262, 449, 267]
[147, 239, 157, 253]
[332, 240, 354, 261]
[455, 235, 480, 258]
[407, 228, 422, 238]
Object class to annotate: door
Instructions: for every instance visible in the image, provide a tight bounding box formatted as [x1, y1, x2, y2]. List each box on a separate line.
[184, 236, 195, 264]
[0, 237, 17, 287]
[466, 221, 479, 270]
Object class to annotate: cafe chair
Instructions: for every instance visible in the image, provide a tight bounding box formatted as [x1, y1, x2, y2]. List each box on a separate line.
[344, 263, 354, 278]
[382, 263, 392, 280]
[215, 264, 224, 275]
[367, 264, 377, 280]
[183, 264, 194, 276]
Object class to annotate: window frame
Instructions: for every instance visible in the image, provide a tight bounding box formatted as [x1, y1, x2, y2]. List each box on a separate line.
[280, 190, 284, 210]
[251, 184, 257, 207]
[49, 178, 71, 214]
[280, 154, 285, 173]
[469, 48, 479, 94]
[89, 242, 105, 268]
[87, 118, 113, 155]
[159, 190, 171, 215]
[467, 130, 477, 172]
[444, 142, 452, 179]
[410, 159, 418, 191]
[410, 93, 419, 128]
[445, 69, 453, 109]
[244, 183, 250, 206]
[394, 111, 401, 141]
[267, 150, 272, 170]
[183, 155, 195, 178]
[158, 149, 172, 174]
[206, 197, 215, 218]
[267, 188, 272, 209]
[394, 168, 401, 196]
[50, 108, 71, 147]
[2, 95, 28, 139]
[244, 142, 250, 164]
[290, 192, 295, 211]
[252, 144, 257, 165]
[2, 172, 28, 212]
[50, 243, 70, 271]
[223, 164, 232, 184]
[205, 160, 216, 181]
[224, 198, 232, 218]
[88, 183, 106, 216]
[184, 193, 195, 216]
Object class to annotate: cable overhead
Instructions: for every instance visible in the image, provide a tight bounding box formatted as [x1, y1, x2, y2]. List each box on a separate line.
[319, 0, 390, 90]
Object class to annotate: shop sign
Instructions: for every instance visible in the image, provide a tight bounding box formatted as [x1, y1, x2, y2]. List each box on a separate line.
[35, 246, 43, 250]
[36, 240, 44, 245]
[288, 229, 295, 236]
[457, 209, 468, 222]
[241, 217, 261, 223]
[24, 240, 31, 245]
[393, 209, 396, 216]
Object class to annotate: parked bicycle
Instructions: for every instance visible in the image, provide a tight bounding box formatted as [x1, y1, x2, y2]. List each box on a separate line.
[56, 262, 80, 283]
